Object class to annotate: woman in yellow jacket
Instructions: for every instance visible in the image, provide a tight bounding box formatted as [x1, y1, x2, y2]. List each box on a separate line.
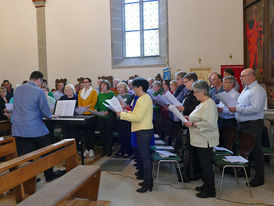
[78, 78, 98, 158]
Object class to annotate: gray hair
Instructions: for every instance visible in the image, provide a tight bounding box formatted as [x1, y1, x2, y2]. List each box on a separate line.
[223, 76, 236, 86]
[192, 80, 209, 96]
[152, 80, 162, 88]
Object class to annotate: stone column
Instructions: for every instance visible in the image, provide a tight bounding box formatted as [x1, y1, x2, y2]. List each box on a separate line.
[33, 0, 47, 79]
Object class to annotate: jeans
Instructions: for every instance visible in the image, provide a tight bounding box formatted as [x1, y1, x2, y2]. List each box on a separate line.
[136, 129, 154, 186]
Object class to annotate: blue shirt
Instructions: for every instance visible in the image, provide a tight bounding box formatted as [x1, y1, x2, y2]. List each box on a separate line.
[210, 85, 225, 104]
[236, 81, 266, 122]
[12, 81, 52, 137]
[218, 88, 240, 119]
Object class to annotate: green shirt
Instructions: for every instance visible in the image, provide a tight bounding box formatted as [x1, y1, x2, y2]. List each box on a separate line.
[95, 91, 115, 118]
[118, 93, 133, 105]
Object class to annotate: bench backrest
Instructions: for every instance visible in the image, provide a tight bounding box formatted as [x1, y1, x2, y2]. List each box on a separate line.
[0, 120, 11, 136]
[0, 137, 17, 160]
[0, 139, 78, 202]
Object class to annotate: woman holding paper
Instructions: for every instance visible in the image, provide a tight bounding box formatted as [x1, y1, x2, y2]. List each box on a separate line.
[78, 78, 98, 158]
[184, 80, 219, 198]
[116, 82, 133, 157]
[0, 86, 11, 120]
[116, 78, 154, 193]
[95, 80, 115, 156]
[176, 72, 201, 183]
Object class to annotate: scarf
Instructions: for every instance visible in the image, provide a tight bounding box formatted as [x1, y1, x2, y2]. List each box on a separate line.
[80, 86, 92, 100]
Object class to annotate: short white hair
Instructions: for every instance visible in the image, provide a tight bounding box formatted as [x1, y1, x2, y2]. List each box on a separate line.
[64, 84, 76, 94]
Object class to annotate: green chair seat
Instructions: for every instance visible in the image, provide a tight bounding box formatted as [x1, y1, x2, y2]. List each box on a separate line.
[152, 152, 181, 162]
[213, 155, 248, 166]
[263, 147, 274, 155]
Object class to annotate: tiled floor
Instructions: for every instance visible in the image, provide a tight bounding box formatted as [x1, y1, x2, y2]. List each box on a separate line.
[1, 156, 274, 206]
[95, 156, 274, 206]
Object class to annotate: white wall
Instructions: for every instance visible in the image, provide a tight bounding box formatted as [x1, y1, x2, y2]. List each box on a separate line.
[0, 0, 38, 86]
[0, 0, 243, 89]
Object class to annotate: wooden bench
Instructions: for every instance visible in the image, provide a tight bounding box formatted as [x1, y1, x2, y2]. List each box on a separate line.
[0, 139, 79, 203]
[0, 120, 11, 136]
[17, 165, 102, 206]
[0, 136, 17, 160]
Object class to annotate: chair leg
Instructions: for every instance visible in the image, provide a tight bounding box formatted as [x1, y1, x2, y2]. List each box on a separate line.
[243, 167, 252, 198]
[233, 167, 239, 184]
[175, 161, 185, 188]
[156, 161, 161, 189]
[219, 166, 226, 194]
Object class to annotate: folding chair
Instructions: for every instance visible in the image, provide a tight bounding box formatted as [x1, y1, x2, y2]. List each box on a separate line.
[213, 130, 256, 197]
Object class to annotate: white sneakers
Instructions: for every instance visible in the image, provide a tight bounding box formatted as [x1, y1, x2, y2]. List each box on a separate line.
[84, 149, 94, 158]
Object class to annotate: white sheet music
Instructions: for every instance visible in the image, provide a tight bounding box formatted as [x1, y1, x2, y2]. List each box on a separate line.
[215, 92, 238, 107]
[156, 150, 176, 157]
[87, 109, 106, 116]
[75, 107, 88, 115]
[117, 95, 127, 106]
[54, 100, 76, 116]
[168, 105, 187, 123]
[213, 146, 233, 154]
[155, 140, 165, 145]
[103, 103, 116, 112]
[224, 156, 248, 163]
[5, 103, 13, 111]
[153, 95, 171, 106]
[155, 146, 174, 150]
[105, 96, 123, 112]
[164, 91, 182, 106]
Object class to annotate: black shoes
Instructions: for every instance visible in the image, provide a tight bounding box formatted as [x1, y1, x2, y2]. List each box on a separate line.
[196, 191, 216, 198]
[249, 179, 264, 187]
[195, 184, 205, 192]
[136, 185, 153, 193]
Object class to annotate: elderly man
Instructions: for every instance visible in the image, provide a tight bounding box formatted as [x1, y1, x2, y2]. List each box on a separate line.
[229, 68, 266, 187]
[217, 76, 240, 145]
[210, 73, 225, 104]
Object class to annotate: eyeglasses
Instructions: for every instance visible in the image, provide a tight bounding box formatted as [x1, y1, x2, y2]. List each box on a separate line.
[83, 81, 90, 83]
[240, 74, 250, 79]
[223, 81, 232, 84]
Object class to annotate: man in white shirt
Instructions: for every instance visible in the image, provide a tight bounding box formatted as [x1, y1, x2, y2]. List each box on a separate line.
[229, 68, 266, 187]
[217, 76, 240, 145]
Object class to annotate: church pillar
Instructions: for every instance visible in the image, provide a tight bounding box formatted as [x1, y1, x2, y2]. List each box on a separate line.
[33, 0, 47, 79]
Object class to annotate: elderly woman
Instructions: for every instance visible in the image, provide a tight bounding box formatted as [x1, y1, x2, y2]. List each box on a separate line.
[0, 86, 10, 120]
[60, 84, 78, 106]
[184, 80, 219, 198]
[116, 82, 133, 157]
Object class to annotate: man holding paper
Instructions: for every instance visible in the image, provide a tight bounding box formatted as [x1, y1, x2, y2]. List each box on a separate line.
[116, 78, 154, 193]
[217, 76, 240, 145]
[229, 68, 266, 187]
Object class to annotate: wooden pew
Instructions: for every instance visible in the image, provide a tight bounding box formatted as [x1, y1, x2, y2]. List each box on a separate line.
[0, 120, 11, 136]
[0, 137, 17, 160]
[0, 139, 78, 203]
[0, 139, 104, 205]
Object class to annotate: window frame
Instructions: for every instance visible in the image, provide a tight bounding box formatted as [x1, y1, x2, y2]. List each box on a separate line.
[110, 0, 168, 68]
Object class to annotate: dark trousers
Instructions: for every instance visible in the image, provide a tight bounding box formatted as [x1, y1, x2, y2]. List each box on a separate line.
[238, 119, 264, 180]
[133, 146, 144, 176]
[98, 117, 114, 155]
[15, 134, 55, 179]
[118, 120, 132, 155]
[136, 129, 153, 186]
[218, 118, 237, 146]
[81, 118, 96, 151]
[196, 147, 215, 194]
